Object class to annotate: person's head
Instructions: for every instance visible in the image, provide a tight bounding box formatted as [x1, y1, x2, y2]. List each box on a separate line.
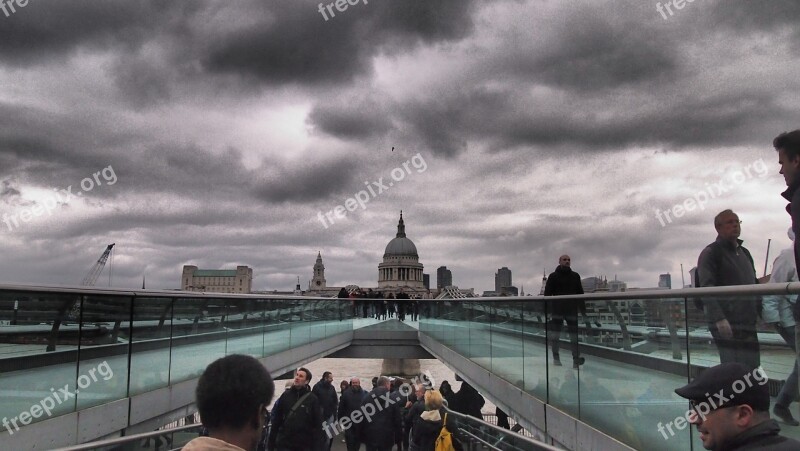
[340, 380, 349, 392]
[424, 390, 444, 410]
[440, 380, 451, 394]
[195, 355, 275, 451]
[559, 255, 571, 267]
[350, 377, 362, 391]
[372, 376, 378, 388]
[322, 371, 333, 384]
[376, 376, 391, 389]
[774, 130, 800, 187]
[713, 210, 741, 242]
[415, 383, 426, 399]
[674, 362, 771, 450]
[294, 367, 312, 387]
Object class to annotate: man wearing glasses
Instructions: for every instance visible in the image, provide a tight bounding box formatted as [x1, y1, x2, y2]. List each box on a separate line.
[674, 362, 799, 450]
[696, 210, 762, 369]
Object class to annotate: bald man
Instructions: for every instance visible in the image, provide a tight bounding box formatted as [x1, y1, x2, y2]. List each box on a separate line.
[545, 255, 589, 369]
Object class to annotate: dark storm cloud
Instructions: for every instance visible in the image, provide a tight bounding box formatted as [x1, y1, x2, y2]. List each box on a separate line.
[709, 1, 800, 34]
[502, 12, 679, 91]
[308, 98, 394, 140]
[499, 90, 792, 150]
[111, 53, 175, 109]
[0, 102, 257, 200]
[0, 103, 124, 181]
[203, 0, 478, 86]
[0, 180, 20, 198]
[253, 156, 361, 203]
[0, 1, 196, 65]
[314, 80, 792, 158]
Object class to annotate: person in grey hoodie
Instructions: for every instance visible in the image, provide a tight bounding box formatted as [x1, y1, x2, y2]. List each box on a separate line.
[764, 228, 800, 426]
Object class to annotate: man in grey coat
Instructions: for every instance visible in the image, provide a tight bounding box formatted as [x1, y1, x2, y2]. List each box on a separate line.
[696, 209, 761, 369]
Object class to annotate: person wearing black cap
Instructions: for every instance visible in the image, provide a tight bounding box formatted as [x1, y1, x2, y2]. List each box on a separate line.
[674, 362, 800, 450]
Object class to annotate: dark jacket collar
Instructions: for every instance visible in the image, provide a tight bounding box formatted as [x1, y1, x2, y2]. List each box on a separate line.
[725, 419, 782, 448]
[715, 236, 743, 250]
[555, 265, 572, 274]
[781, 176, 800, 202]
[291, 384, 310, 395]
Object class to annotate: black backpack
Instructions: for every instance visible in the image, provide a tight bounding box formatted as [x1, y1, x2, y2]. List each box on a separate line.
[693, 242, 755, 310]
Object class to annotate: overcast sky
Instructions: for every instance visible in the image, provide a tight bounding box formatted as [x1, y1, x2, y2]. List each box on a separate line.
[1, 0, 799, 294]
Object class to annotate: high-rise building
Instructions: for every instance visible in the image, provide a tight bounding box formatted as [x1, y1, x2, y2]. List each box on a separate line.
[423, 273, 430, 290]
[659, 273, 672, 289]
[181, 265, 252, 293]
[495, 267, 512, 292]
[437, 266, 452, 289]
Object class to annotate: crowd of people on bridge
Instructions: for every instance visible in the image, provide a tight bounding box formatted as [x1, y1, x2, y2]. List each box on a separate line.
[183, 354, 501, 451]
[338, 287, 420, 322]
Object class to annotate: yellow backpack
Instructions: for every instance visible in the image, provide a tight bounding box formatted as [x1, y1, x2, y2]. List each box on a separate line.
[434, 412, 456, 451]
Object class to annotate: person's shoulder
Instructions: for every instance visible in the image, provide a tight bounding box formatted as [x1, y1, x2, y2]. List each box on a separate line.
[277, 388, 293, 402]
[698, 241, 721, 259]
[763, 434, 800, 450]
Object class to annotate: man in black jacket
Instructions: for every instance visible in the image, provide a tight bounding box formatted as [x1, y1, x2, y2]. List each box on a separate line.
[776, 130, 800, 324]
[268, 367, 323, 451]
[545, 255, 589, 369]
[359, 376, 402, 451]
[337, 377, 368, 451]
[404, 384, 427, 451]
[312, 371, 338, 450]
[452, 381, 484, 419]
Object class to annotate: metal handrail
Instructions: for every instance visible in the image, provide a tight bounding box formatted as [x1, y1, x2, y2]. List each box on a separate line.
[424, 281, 800, 302]
[445, 408, 561, 451]
[3, 280, 797, 302]
[51, 423, 202, 451]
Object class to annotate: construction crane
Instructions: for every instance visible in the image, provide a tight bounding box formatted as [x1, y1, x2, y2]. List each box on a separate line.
[81, 243, 115, 286]
[51, 243, 116, 350]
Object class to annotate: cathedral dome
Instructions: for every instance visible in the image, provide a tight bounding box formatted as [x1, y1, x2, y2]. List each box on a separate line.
[385, 236, 418, 256]
[383, 212, 418, 257]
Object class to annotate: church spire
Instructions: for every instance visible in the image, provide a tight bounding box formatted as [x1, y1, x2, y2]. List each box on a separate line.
[396, 210, 406, 238]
